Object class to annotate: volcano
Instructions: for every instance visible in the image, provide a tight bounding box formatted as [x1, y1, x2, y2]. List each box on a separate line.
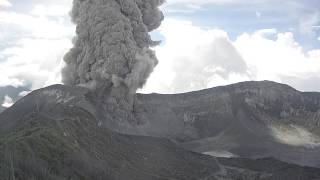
[0, 81, 320, 179]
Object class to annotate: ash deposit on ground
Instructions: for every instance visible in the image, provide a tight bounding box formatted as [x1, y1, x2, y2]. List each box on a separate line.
[0, 0, 320, 179]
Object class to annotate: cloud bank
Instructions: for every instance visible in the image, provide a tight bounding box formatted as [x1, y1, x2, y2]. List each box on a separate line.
[0, 0, 11, 7]
[0, 1, 74, 89]
[142, 19, 320, 93]
[142, 19, 250, 93]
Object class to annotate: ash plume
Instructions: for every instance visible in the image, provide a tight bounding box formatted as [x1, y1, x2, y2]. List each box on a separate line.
[62, 0, 164, 110]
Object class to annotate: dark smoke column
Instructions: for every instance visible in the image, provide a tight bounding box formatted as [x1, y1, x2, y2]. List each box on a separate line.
[62, 0, 164, 111]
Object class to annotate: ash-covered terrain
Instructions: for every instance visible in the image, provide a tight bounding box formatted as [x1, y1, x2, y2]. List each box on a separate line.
[1, 83, 320, 179]
[1, 0, 320, 179]
[134, 80, 320, 168]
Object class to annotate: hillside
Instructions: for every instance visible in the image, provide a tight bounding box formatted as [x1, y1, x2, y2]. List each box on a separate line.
[133, 81, 320, 168]
[2, 81, 320, 168]
[0, 84, 320, 179]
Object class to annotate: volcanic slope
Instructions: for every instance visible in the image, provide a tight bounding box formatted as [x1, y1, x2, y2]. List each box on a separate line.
[133, 81, 320, 168]
[0, 84, 320, 179]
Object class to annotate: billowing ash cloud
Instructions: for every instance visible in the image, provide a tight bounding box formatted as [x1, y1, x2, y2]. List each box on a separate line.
[62, 0, 164, 109]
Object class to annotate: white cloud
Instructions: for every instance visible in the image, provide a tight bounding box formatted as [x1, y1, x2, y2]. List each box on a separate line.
[0, 0, 11, 7]
[142, 19, 320, 94]
[26, 0, 72, 7]
[31, 4, 70, 17]
[2, 95, 13, 108]
[0, 10, 74, 39]
[0, 38, 72, 89]
[142, 19, 250, 93]
[298, 13, 320, 36]
[0, 3, 74, 90]
[234, 31, 320, 91]
[254, 28, 277, 38]
[19, 91, 31, 97]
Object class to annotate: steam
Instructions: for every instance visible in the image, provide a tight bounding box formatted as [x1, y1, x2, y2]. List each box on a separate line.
[271, 124, 320, 148]
[2, 95, 13, 108]
[62, 0, 164, 109]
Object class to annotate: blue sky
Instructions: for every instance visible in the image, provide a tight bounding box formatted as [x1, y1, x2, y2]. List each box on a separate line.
[0, 0, 320, 106]
[162, 0, 320, 48]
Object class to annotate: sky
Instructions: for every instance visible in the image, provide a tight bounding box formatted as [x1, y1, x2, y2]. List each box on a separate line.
[0, 0, 320, 107]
